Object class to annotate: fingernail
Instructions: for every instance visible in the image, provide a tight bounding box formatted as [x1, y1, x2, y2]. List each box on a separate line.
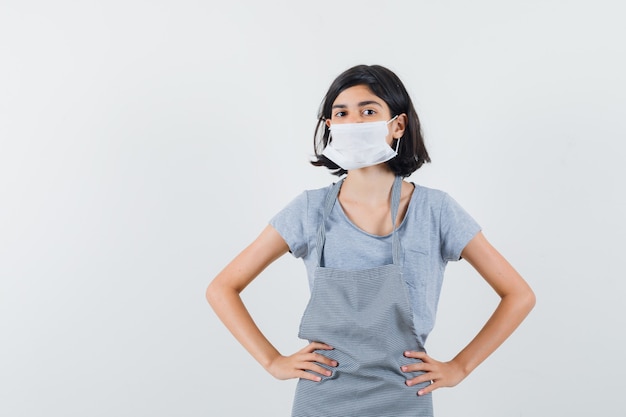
[401, 366, 407, 372]
[417, 390, 424, 396]
[325, 370, 332, 376]
[315, 376, 321, 382]
[331, 361, 338, 366]
[404, 351, 410, 356]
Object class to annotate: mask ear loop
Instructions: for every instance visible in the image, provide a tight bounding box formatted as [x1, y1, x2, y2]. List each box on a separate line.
[388, 115, 401, 153]
[387, 115, 399, 124]
[322, 119, 332, 147]
[393, 137, 401, 153]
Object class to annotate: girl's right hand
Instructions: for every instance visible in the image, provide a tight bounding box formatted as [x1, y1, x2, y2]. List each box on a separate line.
[266, 342, 337, 382]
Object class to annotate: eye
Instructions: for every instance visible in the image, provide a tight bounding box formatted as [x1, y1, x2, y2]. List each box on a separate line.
[362, 108, 377, 116]
[333, 110, 347, 118]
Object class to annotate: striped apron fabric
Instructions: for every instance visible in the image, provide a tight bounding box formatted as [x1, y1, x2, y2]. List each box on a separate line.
[291, 176, 433, 417]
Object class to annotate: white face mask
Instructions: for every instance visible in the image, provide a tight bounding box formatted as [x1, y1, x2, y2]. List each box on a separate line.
[322, 116, 399, 171]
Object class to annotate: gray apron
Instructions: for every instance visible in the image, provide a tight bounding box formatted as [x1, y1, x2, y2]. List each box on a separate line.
[291, 176, 433, 417]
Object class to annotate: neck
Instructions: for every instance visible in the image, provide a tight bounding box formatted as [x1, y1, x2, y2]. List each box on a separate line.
[341, 166, 397, 204]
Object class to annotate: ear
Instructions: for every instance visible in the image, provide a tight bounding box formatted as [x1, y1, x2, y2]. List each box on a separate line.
[325, 119, 331, 128]
[392, 113, 407, 139]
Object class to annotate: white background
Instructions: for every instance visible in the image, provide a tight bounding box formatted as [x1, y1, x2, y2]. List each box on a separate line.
[1, 1, 625, 416]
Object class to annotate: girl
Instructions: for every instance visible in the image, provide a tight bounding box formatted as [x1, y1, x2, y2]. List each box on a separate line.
[206, 64, 535, 417]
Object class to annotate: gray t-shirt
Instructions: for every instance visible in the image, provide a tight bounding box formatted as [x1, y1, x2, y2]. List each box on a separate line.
[269, 181, 481, 346]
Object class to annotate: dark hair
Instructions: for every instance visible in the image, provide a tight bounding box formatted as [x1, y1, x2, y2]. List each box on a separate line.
[310, 64, 430, 177]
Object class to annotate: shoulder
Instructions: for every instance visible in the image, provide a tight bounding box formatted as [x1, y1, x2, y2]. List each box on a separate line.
[304, 183, 333, 199]
[300, 182, 336, 209]
[408, 182, 475, 223]
[410, 182, 450, 207]
[410, 182, 480, 236]
[273, 182, 335, 215]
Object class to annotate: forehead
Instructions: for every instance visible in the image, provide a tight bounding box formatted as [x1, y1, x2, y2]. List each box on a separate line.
[332, 84, 386, 107]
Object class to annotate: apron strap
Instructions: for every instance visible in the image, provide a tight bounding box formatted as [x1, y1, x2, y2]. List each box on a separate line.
[316, 177, 344, 267]
[390, 175, 402, 265]
[317, 176, 403, 267]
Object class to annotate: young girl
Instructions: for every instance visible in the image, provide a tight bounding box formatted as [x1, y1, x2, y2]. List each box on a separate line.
[206, 64, 535, 417]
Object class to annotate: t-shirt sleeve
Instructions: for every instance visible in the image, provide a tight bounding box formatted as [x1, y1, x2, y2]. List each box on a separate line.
[269, 191, 309, 258]
[440, 193, 482, 262]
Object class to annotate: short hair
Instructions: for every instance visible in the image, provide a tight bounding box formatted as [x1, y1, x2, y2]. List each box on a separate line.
[310, 64, 430, 177]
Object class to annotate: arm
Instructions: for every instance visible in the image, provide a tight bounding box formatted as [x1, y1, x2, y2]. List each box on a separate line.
[206, 224, 336, 382]
[403, 231, 536, 395]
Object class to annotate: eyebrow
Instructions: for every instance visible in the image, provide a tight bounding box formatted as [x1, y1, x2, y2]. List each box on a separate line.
[331, 100, 384, 109]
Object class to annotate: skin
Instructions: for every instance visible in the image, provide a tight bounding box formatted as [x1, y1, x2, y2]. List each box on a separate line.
[206, 84, 536, 396]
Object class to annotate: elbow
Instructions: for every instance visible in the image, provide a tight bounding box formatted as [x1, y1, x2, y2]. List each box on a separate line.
[521, 286, 536, 315]
[205, 280, 219, 307]
[503, 283, 536, 317]
[206, 279, 238, 309]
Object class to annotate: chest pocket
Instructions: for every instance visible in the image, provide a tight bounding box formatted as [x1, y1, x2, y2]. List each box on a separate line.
[402, 244, 436, 340]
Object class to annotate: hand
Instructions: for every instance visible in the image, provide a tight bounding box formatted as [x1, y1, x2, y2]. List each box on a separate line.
[401, 351, 467, 396]
[266, 342, 337, 382]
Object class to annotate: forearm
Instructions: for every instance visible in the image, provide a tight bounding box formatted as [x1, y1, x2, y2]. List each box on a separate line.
[206, 225, 291, 370]
[451, 288, 535, 377]
[207, 283, 281, 370]
[452, 232, 536, 377]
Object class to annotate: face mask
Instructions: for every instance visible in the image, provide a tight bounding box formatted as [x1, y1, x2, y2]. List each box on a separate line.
[322, 116, 399, 170]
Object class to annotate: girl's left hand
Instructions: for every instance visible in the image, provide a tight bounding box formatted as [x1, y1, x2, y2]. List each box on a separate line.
[401, 351, 467, 396]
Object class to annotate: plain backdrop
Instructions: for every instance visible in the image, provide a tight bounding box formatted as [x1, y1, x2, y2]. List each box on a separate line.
[1, 1, 625, 416]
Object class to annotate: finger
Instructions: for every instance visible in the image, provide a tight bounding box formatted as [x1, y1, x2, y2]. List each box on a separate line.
[295, 370, 323, 382]
[400, 362, 430, 373]
[405, 373, 435, 387]
[303, 342, 333, 353]
[295, 359, 335, 378]
[310, 342, 334, 350]
[300, 361, 333, 377]
[404, 350, 429, 361]
[417, 381, 439, 396]
[307, 352, 338, 367]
